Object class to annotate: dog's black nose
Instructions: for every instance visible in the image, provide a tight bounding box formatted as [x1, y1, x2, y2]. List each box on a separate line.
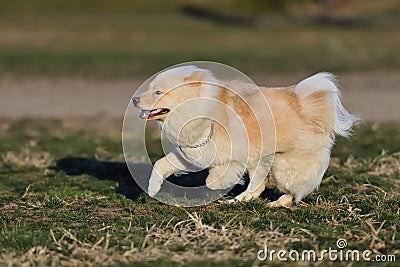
[132, 96, 140, 106]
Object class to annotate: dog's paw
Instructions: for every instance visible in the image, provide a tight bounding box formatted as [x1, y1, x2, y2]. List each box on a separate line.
[148, 182, 161, 197]
[221, 197, 239, 204]
[266, 201, 282, 208]
[266, 194, 294, 208]
[232, 191, 256, 202]
[147, 173, 164, 197]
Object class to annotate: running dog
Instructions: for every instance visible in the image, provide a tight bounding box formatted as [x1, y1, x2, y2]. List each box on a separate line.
[132, 65, 358, 207]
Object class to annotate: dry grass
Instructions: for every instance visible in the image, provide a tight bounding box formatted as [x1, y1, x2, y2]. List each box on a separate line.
[338, 150, 400, 178]
[367, 151, 400, 177]
[0, 211, 318, 266]
[1, 141, 53, 168]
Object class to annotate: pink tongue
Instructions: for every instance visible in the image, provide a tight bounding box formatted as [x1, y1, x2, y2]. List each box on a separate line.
[139, 109, 162, 119]
[149, 109, 161, 116]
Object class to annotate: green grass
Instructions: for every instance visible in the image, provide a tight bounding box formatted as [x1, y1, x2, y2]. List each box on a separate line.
[0, 119, 399, 266]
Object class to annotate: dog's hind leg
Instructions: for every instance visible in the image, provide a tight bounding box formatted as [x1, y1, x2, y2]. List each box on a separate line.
[206, 161, 245, 190]
[271, 149, 331, 205]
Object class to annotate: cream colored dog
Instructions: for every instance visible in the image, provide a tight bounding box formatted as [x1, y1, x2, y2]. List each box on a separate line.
[132, 65, 358, 207]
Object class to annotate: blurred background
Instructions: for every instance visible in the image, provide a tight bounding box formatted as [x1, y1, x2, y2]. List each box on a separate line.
[0, 0, 399, 122]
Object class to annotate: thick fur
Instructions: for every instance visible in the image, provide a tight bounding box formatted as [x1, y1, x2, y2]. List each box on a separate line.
[134, 66, 358, 206]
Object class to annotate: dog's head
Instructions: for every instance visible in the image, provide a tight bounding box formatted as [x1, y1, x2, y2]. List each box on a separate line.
[132, 65, 218, 121]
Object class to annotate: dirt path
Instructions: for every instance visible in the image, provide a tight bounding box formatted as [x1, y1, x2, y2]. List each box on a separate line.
[0, 71, 399, 122]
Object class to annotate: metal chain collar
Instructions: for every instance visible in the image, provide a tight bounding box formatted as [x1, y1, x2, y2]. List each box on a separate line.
[180, 120, 214, 149]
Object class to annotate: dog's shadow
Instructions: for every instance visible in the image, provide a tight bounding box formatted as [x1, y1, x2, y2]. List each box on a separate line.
[53, 157, 281, 202]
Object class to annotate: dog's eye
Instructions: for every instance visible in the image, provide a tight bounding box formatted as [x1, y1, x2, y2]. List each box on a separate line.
[154, 90, 163, 95]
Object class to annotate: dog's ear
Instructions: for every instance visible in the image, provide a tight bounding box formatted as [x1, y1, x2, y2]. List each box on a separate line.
[184, 71, 203, 87]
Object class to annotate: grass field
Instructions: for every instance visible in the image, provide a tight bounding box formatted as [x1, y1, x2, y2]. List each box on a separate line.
[0, 119, 399, 266]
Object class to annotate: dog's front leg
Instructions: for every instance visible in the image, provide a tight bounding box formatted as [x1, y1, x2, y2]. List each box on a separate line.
[148, 151, 190, 197]
[234, 166, 268, 201]
[206, 162, 245, 190]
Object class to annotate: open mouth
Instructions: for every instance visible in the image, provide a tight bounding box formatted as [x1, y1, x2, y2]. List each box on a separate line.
[139, 108, 170, 119]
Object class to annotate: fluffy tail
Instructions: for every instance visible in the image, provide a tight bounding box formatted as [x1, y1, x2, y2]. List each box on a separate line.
[294, 72, 359, 138]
